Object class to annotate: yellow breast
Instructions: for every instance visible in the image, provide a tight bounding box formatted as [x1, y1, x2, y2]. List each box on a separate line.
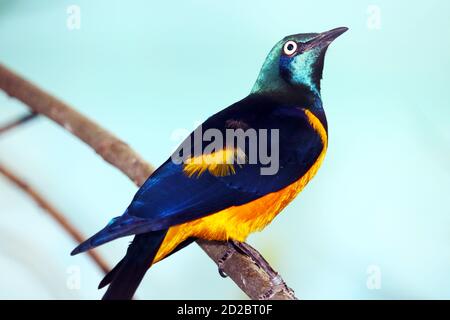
[153, 109, 327, 263]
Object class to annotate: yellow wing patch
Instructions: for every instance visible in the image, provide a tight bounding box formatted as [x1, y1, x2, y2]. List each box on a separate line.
[183, 148, 247, 177]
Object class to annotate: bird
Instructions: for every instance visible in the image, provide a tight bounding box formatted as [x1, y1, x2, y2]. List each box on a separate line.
[71, 27, 348, 300]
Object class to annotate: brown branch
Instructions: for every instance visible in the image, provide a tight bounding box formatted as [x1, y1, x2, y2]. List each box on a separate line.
[0, 163, 110, 274]
[0, 112, 37, 135]
[0, 64, 153, 186]
[0, 63, 296, 300]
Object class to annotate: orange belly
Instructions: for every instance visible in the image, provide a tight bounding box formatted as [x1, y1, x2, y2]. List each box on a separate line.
[153, 109, 327, 263]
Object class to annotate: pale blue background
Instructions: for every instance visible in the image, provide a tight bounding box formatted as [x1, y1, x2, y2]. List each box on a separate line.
[0, 0, 449, 299]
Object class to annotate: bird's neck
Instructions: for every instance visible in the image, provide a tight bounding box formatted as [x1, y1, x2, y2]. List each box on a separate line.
[252, 85, 327, 132]
[251, 69, 322, 100]
[253, 82, 321, 107]
[251, 58, 323, 98]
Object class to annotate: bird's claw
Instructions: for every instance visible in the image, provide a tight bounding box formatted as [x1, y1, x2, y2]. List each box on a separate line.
[258, 274, 296, 300]
[217, 246, 235, 278]
[218, 240, 296, 299]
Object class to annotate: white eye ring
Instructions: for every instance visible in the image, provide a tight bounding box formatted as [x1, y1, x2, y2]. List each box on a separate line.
[283, 41, 297, 56]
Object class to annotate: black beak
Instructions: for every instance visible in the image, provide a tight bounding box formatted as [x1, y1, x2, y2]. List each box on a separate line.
[305, 27, 348, 51]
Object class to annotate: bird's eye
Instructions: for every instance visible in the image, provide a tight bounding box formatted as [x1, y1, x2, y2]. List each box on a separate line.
[283, 41, 297, 56]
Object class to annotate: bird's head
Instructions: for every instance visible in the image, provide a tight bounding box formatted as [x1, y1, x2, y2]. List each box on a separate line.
[252, 27, 348, 97]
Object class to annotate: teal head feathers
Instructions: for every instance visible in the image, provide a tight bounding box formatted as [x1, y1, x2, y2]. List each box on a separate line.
[252, 27, 348, 96]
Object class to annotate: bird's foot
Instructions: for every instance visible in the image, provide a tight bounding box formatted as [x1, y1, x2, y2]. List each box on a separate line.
[230, 240, 296, 300]
[259, 274, 296, 300]
[217, 244, 235, 278]
[230, 240, 275, 276]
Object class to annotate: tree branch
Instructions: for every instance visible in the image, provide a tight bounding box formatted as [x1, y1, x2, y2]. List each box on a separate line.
[0, 163, 110, 274]
[0, 64, 153, 186]
[0, 63, 296, 300]
[0, 112, 37, 135]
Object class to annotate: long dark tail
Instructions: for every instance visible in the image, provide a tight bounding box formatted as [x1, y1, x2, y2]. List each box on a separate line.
[100, 230, 168, 300]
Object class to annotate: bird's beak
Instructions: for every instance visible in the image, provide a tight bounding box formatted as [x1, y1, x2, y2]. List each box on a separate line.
[305, 27, 348, 51]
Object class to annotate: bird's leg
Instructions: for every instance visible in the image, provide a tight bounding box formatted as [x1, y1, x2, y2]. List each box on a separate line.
[217, 242, 236, 278]
[230, 240, 296, 300]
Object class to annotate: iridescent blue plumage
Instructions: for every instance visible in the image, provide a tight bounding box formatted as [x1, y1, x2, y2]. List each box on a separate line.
[71, 27, 348, 300]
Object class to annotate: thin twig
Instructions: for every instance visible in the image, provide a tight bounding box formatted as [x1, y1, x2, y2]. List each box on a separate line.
[0, 163, 110, 274]
[0, 112, 37, 135]
[0, 63, 296, 300]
